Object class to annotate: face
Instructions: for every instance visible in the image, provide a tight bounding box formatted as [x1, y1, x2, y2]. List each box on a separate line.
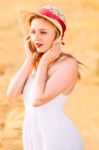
[30, 18, 58, 53]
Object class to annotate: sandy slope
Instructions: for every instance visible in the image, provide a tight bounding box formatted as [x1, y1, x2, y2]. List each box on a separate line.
[0, 0, 99, 149]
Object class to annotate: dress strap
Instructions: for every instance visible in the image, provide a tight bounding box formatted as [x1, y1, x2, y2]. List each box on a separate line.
[48, 53, 67, 69]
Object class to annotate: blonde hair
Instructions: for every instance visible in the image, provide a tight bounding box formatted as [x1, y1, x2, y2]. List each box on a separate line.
[23, 15, 84, 80]
[26, 15, 61, 70]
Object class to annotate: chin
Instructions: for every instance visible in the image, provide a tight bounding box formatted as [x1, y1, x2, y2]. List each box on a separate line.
[36, 48, 47, 53]
[36, 50, 44, 53]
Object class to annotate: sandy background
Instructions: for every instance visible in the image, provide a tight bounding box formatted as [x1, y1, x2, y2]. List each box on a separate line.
[0, 0, 99, 149]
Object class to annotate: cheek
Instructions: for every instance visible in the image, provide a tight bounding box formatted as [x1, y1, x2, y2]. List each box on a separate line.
[44, 38, 53, 47]
[45, 33, 55, 43]
[44, 40, 53, 50]
[44, 36, 55, 49]
[30, 35, 35, 42]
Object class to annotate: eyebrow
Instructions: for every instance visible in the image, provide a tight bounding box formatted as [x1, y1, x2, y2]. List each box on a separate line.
[30, 28, 47, 31]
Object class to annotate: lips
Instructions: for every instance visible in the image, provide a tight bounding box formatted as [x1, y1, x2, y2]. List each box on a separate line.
[35, 43, 43, 48]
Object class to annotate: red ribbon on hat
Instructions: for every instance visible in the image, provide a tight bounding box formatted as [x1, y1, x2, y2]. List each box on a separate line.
[39, 8, 66, 38]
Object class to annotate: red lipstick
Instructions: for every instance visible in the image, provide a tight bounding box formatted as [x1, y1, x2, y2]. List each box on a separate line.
[35, 43, 43, 48]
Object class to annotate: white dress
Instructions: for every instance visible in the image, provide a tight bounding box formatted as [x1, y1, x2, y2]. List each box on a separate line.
[22, 75, 84, 150]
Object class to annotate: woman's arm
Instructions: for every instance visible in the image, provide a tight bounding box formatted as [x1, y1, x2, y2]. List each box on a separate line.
[7, 58, 33, 98]
[7, 34, 36, 98]
[32, 58, 78, 107]
[32, 42, 79, 107]
[32, 58, 48, 106]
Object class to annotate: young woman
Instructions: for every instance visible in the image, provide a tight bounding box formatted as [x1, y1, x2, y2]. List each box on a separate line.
[7, 5, 84, 150]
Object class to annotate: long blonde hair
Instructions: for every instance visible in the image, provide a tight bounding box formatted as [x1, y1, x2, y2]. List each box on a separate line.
[24, 15, 84, 80]
[27, 15, 61, 68]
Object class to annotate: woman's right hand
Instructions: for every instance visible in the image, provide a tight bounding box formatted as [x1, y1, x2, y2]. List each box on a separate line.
[24, 34, 36, 61]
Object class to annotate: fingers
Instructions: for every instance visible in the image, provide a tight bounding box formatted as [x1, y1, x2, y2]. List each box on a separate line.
[49, 48, 60, 58]
[51, 43, 61, 57]
[24, 35, 32, 49]
[24, 34, 30, 42]
[50, 43, 61, 53]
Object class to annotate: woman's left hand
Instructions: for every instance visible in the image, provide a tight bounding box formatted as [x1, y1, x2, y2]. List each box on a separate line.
[40, 42, 62, 66]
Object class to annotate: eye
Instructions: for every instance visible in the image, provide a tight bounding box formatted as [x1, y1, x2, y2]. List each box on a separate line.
[31, 30, 35, 34]
[40, 31, 47, 34]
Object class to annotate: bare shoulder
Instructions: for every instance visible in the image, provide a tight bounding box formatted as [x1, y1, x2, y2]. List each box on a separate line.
[48, 54, 79, 80]
[46, 54, 79, 96]
[55, 53, 78, 72]
[60, 56, 79, 95]
[61, 55, 79, 70]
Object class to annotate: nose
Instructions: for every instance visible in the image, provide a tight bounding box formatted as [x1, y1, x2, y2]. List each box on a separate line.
[31, 32, 41, 42]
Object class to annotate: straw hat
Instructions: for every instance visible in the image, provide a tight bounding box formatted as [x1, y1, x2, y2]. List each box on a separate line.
[19, 5, 66, 39]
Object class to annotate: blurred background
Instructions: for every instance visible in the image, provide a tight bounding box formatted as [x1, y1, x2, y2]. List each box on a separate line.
[0, 0, 99, 149]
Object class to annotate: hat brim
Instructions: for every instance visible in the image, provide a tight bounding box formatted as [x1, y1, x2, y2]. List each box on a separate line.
[18, 10, 62, 36]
